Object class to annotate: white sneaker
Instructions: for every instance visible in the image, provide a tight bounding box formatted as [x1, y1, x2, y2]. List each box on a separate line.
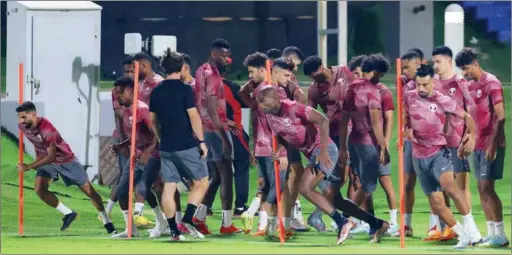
[111, 229, 139, 238]
[478, 235, 510, 248]
[385, 224, 399, 236]
[170, 233, 186, 242]
[149, 224, 168, 238]
[350, 222, 370, 234]
[454, 231, 471, 249]
[469, 230, 483, 245]
[453, 240, 470, 249]
[290, 218, 309, 232]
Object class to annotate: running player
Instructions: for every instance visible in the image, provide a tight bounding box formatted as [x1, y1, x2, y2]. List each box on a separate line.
[192, 38, 241, 235]
[403, 63, 482, 249]
[110, 77, 167, 238]
[455, 48, 509, 247]
[258, 86, 389, 244]
[16, 102, 117, 234]
[304, 55, 357, 232]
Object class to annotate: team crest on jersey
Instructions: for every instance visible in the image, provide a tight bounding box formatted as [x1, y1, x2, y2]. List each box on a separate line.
[337, 78, 346, 85]
[476, 89, 482, 98]
[429, 104, 438, 113]
[34, 133, 43, 142]
[449, 87, 456, 96]
[204, 68, 212, 76]
[145, 86, 151, 93]
[283, 118, 292, 127]
[128, 116, 133, 125]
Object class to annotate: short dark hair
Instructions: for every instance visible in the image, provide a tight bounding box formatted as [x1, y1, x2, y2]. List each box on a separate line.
[121, 56, 133, 66]
[133, 52, 153, 62]
[372, 53, 390, 73]
[16, 101, 37, 113]
[211, 38, 231, 50]
[114, 76, 135, 88]
[243, 52, 268, 68]
[415, 64, 435, 78]
[401, 51, 420, 61]
[409, 47, 424, 60]
[181, 53, 191, 66]
[161, 49, 184, 75]
[361, 55, 379, 73]
[273, 57, 295, 71]
[302, 56, 322, 76]
[348, 55, 368, 72]
[266, 48, 282, 59]
[432, 45, 453, 58]
[282, 46, 304, 60]
[455, 47, 478, 68]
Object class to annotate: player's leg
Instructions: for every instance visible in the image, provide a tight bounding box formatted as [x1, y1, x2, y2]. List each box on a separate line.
[34, 169, 77, 231]
[233, 130, 251, 216]
[243, 157, 270, 235]
[105, 153, 128, 219]
[112, 162, 142, 238]
[192, 162, 218, 235]
[474, 148, 509, 247]
[378, 165, 398, 235]
[262, 160, 290, 238]
[286, 147, 308, 231]
[402, 140, 416, 237]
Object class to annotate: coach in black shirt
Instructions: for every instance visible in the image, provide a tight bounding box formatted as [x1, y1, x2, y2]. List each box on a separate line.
[149, 50, 209, 239]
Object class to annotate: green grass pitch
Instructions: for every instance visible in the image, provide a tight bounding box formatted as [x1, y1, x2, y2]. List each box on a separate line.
[1, 88, 511, 254]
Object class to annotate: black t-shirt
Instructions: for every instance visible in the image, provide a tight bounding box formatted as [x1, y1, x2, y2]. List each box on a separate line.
[149, 79, 198, 152]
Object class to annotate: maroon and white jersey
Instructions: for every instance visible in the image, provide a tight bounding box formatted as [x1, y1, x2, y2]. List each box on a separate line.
[404, 90, 466, 158]
[377, 83, 395, 123]
[252, 84, 287, 157]
[342, 78, 382, 145]
[194, 63, 228, 132]
[122, 100, 158, 158]
[19, 117, 75, 164]
[111, 86, 125, 140]
[308, 66, 354, 137]
[467, 72, 506, 149]
[434, 74, 474, 148]
[138, 74, 164, 105]
[265, 99, 323, 158]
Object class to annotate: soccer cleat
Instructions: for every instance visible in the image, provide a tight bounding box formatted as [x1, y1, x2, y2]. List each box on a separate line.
[336, 218, 354, 245]
[453, 240, 470, 249]
[192, 217, 212, 235]
[134, 215, 154, 228]
[440, 227, 458, 241]
[177, 223, 189, 234]
[104, 222, 117, 234]
[170, 232, 186, 242]
[252, 228, 266, 237]
[307, 214, 327, 232]
[182, 221, 205, 239]
[220, 224, 243, 235]
[391, 225, 414, 237]
[290, 218, 310, 232]
[422, 226, 442, 241]
[149, 223, 168, 238]
[370, 221, 389, 244]
[234, 206, 248, 217]
[240, 211, 254, 234]
[385, 224, 399, 236]
[350, 222, 370, 235]
[478, 236, 510, 248]
[111, 229, 140, 238]
[60, 212, 78, 231]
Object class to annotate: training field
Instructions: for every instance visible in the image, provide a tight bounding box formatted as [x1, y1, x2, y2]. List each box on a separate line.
[1, 87, 511, 254]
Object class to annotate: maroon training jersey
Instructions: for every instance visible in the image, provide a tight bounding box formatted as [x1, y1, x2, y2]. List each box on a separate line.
[138, 74, 164, 105]
[194, 63, 228, 132]
[19, 117, 75, 164]
[122, 100, 159, 158]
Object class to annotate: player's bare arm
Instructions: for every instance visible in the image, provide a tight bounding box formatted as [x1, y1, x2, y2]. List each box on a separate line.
[293, 87, 307, 105]
[271, 136, 289, 171]
[238, 81, 255, 108]
[207, 95, 230, 143]
[187, 107, 208, 159]
[369, 108, 388, 164]
[384, 110, 393, 149]
[18, 143, 57, 171]
[149, 112, 161, 143]
[486, 102, 505, 161]
[339, 113, 350, 164]
[306, 108, 332, 169]
[307, 86, 318, 109]
[457, 111, 477, 158]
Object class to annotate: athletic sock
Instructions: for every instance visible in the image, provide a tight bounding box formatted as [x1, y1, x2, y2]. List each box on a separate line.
[167, 217, 179, 233]
[389, 209, 398, 226]
[56, 202, 73, 215]
[184, 204, 197, 223]
[451, 221, 470, 242]
[99, 211, 111, 224]
[328, 210, 345, 228]
[283, 217, 291, 230]
[175, 211, 183, 224]
[122, 210, 137, 233]
[194, 204, 207, 221]
[461, 211, 477, 232]
[222, 210, 233, 227]
[267, 216, 277, 235]
[105, 199, 115, 215]
[495, 221, 506, 239]
[258, 210, 268, 230]
[486, 221, 495, 237]
[247, 197, 261, 217]
[405, 214, 412, 228]
[152, 206, 166, 227]
[134, 202, 144, 216]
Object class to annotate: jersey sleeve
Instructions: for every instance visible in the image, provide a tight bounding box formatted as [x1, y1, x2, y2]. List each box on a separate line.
[205, 68, 221, 97]
[381, 87, 395, 111]
[459, 79, 475, 109]
[438, 93, 465, 119]
[367, 86, 382, 110]
[41, 119, 61, 147]
[139, 107, 152, 129]
[149, 87, 158, 113]
[488, 81, 504, 105]
[184, 85, 196, 109]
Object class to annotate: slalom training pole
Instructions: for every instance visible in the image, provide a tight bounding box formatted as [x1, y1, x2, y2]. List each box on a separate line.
[396, 59, 405, 248]
[18, 63, 25, 237]
[265, 59, 286, 244]
[127, 61, 140, 238]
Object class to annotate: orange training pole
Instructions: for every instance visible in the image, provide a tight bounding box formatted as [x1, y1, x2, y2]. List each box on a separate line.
[396, 59, 405, 248]
[127, 61, 140, 238]
[265, 59, 285, 244]
[18, 63, 24, 237]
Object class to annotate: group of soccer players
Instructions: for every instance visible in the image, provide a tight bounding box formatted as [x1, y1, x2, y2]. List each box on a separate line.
[15, 37, 508, 249]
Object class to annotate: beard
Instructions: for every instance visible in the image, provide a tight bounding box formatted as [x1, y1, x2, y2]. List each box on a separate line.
[418, 92, 429, 98]
[23, 121, 33, 129]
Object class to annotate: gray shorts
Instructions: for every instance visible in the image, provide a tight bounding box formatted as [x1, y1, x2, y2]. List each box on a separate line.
[256, 156, 288, 205]
[160, 148, 209, 183]
[350, 143, 380, 193]
[473, 148, 505, 181]
[448, 148, 470, 173]
[36, 158, 88, 187]
[413, 148, 453, 196]
[205, 131, 234, 162]
[307, 142, 340, 183]
[330, 135, 348, 178]
[379, 164, 391, 176]
[117, 156, 160, 199]
[404, 140, 415, 174]
[317, 180, 331, 192]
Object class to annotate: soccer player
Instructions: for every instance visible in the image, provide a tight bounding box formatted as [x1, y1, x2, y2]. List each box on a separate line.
[149, 50, 211, 241]
[238, 53, 290, 236]
[110, 76, 167, 239]
[403, 63, 482, 249]
[258, 86, 389, 244]
[432, 45, 475, 241]
[455, 48, 509, 247]
[266, 48, 282, 64]
[16, 102, 117, 234]
[192, 38, 241, 235]
[304, 54, 357, 232]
